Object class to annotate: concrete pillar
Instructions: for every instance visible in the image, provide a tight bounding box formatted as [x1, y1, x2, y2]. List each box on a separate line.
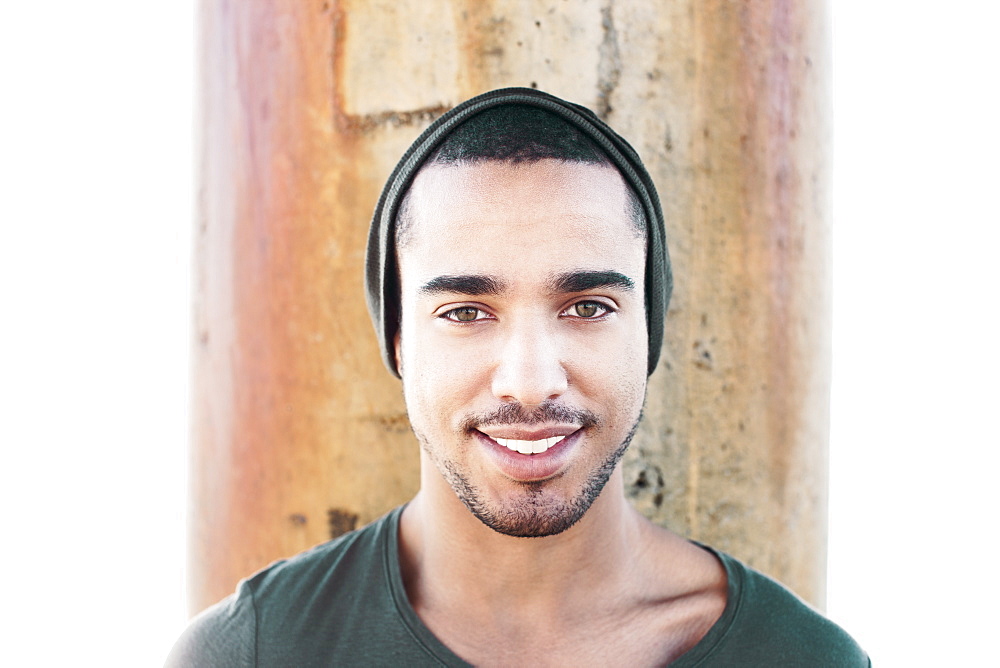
[191, 0, 830, 612]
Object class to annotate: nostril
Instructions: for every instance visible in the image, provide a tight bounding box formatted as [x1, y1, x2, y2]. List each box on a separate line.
[491, 363, 568, 405]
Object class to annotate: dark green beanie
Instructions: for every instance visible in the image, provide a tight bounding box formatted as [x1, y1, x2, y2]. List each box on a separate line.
[364, 87, 671, 377]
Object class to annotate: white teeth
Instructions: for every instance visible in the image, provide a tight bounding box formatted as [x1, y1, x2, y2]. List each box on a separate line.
[494, 435, 566, 455]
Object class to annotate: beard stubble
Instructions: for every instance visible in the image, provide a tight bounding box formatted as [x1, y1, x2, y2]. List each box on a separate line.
[415, 401, 642, 538]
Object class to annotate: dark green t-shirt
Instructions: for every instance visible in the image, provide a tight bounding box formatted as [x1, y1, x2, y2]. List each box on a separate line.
[166, 507, 869, 666]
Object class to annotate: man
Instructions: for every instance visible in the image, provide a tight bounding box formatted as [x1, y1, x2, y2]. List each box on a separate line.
[168, 88, 868, 666]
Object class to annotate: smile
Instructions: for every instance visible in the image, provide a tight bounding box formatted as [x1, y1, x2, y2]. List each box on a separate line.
[474, 428, 581, 481]
[494, 435, 566, 455]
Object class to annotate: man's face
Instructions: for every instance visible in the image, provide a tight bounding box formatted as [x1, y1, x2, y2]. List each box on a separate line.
[395, 159, 648, 537]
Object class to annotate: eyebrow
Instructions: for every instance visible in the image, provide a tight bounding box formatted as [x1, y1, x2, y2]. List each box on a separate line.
[418, 274, 507, 296]
[417, 270, 635, 297]
[550, 270, 635, 293]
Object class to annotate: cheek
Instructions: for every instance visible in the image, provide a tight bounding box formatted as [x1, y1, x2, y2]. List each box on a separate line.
[568, 319, 647, 418]
[399, 324, 488, 425]
[572, 308, 646, 366]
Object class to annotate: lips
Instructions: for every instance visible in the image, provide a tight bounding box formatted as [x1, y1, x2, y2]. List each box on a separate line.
[477, 425, 579, 455]
[474, 428, 581, 481]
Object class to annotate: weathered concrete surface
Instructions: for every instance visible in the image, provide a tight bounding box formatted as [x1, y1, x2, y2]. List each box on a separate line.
[192, 0, 830, 612]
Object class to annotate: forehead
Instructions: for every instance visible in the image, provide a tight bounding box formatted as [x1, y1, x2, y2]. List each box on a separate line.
[397, 160, 644, 281]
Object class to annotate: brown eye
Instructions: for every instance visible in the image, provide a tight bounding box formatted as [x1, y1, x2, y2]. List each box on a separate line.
[451, 307, 480, 322]
[572, 302, 605, 318]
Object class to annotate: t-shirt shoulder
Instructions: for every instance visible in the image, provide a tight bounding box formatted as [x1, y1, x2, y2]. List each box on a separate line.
[164, 507, 402, 668]
[676, 549, 869, 667]
[164, 580, 257, 667]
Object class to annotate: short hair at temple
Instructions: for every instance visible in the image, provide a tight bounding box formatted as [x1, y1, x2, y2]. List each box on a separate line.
[394, 104, 647, 246]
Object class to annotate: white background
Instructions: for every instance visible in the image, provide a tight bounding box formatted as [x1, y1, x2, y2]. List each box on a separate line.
[827, 3, 999, 665]
[1, 2, 996, 665]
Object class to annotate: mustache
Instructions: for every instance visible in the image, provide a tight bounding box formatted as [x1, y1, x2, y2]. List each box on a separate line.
[460, 401, 600, 432]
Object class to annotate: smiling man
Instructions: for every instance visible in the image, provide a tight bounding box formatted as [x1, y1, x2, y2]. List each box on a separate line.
[395, 157, 648, 544]
[167, 89, 868, 667]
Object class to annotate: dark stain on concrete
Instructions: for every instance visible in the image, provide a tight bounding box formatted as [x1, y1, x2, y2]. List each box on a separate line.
[327, 508, 359, 539]
[596, 2, 621, 120]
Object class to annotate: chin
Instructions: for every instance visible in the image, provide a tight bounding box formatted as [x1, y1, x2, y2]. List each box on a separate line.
[430, 422, 637, 538]
[471, 492, 593, 538]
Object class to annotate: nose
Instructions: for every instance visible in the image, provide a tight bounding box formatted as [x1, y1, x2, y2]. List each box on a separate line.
[490, 322, 568, 406]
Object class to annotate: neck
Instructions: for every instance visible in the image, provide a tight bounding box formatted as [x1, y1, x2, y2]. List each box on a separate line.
[396, 457, 730, 666]
[398, 465, 648, 619]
